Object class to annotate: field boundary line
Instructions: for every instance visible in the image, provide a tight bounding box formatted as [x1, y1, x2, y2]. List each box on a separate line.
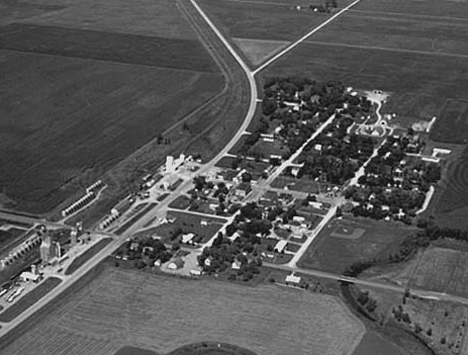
[252, 0, 361, 74]
[303, 40, 468, 59]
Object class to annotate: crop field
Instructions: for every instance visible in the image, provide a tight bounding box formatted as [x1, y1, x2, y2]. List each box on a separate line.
[430, 100, 468, 144]
[401, 247, 468, 298]
[424, 145, 468, 228]
[1, 267, 365, 355]
[259, 0, 468, 122]
[0, 0, 224, 214]
[198, 0, 350, 41]
[298, 218, 412, 274]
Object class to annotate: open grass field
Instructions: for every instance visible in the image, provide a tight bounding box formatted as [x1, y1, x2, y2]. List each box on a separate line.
[65, 238, 113, 275]
[298, 218, 413, 274]
[259, 0, 468, 122]
[0, 277, 61, 323]
[0, 0, 225, 214]
[0, 267, 365, 355]
[134, 211, 226, 244]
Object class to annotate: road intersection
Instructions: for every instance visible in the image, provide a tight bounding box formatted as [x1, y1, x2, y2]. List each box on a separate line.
[3, 0, 462, 343]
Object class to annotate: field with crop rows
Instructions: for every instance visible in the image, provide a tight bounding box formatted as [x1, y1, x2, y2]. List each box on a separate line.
[298, 218, 413, 273]
[2, 268, 365, 355]
[259, 0, 468, 122]
[0, 0, 223, 214]
[405, 247, 468, 298]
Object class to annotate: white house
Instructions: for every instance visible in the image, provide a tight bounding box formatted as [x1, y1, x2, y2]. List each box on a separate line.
[285, 273, 301, 284]
[274, 240, 288, 253]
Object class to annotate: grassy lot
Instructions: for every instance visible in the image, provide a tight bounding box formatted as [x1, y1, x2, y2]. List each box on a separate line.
[232, 38, 289, 67]
[114, 203, 157, 235]
[65, 238, 113, 275]
[134, 211, 226, 244]
[1, 267, 365, 355]
[272, 176, 335, 194]
[0, 24, 218, 72]
[0, 277, 62, 323]
[198, 0, 353, 41]
[168, 195, 191, 210]
[298, 218, 413, 274]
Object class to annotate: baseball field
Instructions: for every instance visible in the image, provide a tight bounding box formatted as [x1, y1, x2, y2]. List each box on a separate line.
[0, 267, 365, 355]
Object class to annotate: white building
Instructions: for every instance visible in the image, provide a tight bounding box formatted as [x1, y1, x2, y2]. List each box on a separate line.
[285, 273, 301, 284]
[274, 240, 287, 253]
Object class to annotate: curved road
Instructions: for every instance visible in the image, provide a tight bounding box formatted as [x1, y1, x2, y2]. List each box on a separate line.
[0, 0, 372, 338]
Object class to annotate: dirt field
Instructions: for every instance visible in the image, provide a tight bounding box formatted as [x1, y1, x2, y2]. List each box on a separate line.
[1, 268, 365, 355]
[298, 218, 413, 273]
[0, 0, 225, 214]
[232, 38, 288, 67]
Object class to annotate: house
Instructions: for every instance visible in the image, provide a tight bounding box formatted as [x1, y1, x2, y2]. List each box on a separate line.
[182, 233, 195, 244]
[190, 268, 202, 276]
[292, 216, 305, 224]
[285, 273, 301, 284]
[204, 256, 214, 267]
[167, 257, 184, 270]
[200, 220, 208, 227]
[154, 259, 162, 267]
[231, 260, 242, 270]
[228, 231, 240, 242]
[291, 166, 301, 177]
[274, 240, 288, 253]
[235, 182, 252, 198]
[130, 242, 139, 251]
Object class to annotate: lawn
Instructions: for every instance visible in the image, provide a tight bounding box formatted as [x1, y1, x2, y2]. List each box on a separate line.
[134, 211, 226, 244]
[0, 267, 365, 355]
[0, 0, 224, 215]
[65, 238, 113, 275]
[0, 277, 62, 323]
[298, 218, 413, 274]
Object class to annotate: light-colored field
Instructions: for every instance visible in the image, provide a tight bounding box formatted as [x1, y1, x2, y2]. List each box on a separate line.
[402, 247, 468, 298]
[3, 268, 365, 355]
[233, 38, 289, 66]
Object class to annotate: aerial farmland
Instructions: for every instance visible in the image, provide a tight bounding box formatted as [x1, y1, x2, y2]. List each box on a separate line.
[0, 267, 365, 355]
[0, 0, 224, 214]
